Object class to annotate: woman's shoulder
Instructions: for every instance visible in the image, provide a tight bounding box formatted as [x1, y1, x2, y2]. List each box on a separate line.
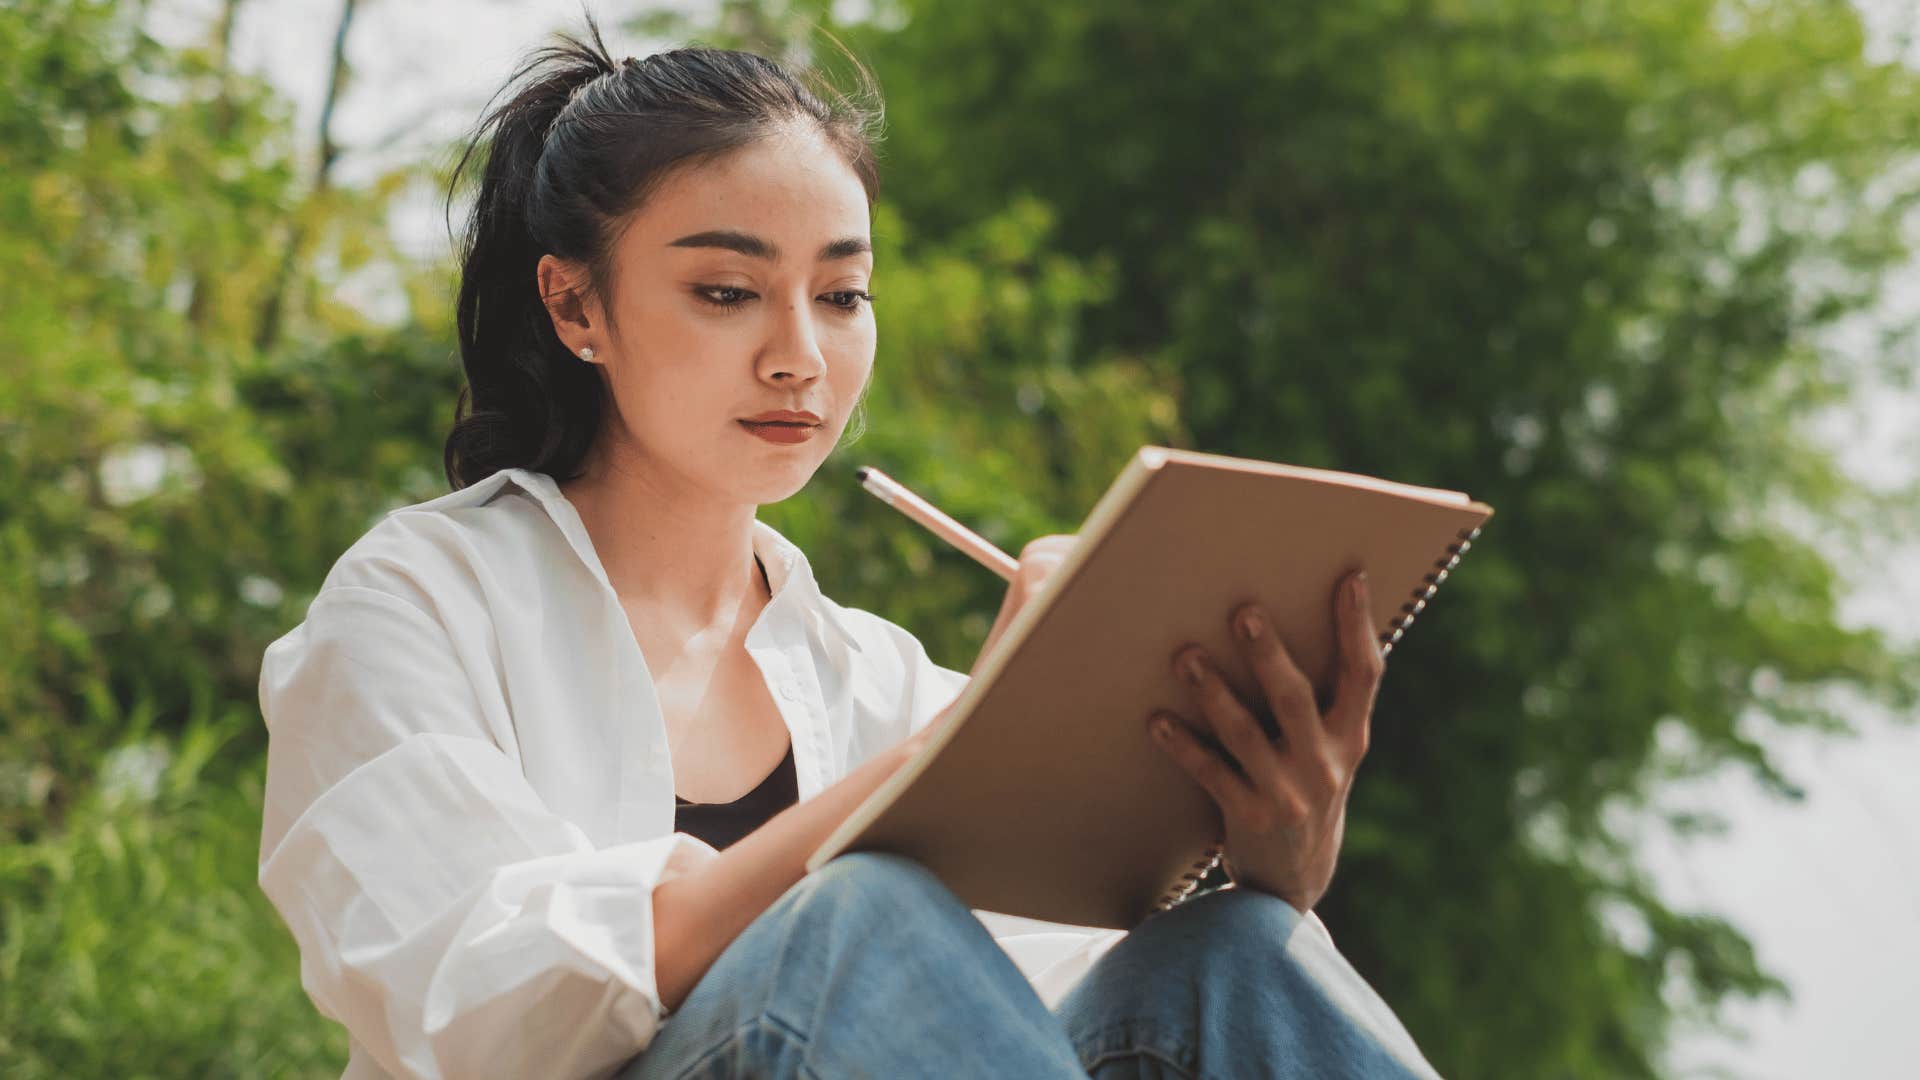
[313, 467, 583, 616]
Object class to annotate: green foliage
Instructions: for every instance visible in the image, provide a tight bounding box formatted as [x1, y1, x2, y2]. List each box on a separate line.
[2, 0, 444, 1070]
[0, 0, 450, 814]
[5, 0, 1917, 1076]
[0, 716, 345, 1078]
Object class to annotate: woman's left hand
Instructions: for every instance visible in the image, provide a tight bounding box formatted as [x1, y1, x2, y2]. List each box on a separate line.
[1147, 569, 1383, 914]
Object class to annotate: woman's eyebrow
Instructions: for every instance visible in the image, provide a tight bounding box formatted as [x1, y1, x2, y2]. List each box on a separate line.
[667, 230, 871, 262]
[818, 237, 872, 261]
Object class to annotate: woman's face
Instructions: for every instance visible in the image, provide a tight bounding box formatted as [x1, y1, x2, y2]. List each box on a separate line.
[559, 125, 876, 507]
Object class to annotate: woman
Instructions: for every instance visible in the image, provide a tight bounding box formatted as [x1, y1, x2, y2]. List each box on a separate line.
[256, 16, 1439, 1080]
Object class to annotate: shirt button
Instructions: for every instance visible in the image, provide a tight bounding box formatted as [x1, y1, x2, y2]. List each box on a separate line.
[779, 684, 801, 702]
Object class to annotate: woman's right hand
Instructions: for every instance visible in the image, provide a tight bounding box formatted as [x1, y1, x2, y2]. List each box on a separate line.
[970, 534, 1078, 678]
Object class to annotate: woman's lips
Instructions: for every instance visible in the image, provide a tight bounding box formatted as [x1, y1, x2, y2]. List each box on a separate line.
[738, 420, 820, 445]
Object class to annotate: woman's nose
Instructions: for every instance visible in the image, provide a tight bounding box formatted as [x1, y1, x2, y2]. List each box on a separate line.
[759, 299, 828, 383]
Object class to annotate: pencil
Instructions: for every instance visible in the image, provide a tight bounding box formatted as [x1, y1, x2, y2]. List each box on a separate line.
[855, 466, 1021, 582]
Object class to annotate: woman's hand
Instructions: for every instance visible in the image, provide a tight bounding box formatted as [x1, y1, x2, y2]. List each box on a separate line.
[970, 535, 1078, 678]
[1147, 570, 1384, 914]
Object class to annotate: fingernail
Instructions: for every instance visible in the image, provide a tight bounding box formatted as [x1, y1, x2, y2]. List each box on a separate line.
[1235, 608, 1264, 641]
[1350, 571, 1369, 604]
[1179, 651, 1206, 686]
[1151, 715, 1173, 739]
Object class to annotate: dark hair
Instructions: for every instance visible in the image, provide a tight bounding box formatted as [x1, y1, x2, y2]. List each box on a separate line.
[441, 12, 882, 490]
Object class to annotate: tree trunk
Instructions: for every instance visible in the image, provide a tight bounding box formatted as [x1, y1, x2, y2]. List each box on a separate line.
[254, 0, 360, 354]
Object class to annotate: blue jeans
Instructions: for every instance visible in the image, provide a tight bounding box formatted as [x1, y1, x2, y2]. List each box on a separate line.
[620, 851, 1437, 1079]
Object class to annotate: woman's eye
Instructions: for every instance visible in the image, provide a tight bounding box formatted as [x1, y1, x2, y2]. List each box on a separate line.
[695, 285, 755, 309]
[694, 285, 871, 312]
[821, 290, 874, 312]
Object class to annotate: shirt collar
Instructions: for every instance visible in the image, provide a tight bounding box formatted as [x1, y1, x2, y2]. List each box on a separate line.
[748, 518, 867, 655]
[414, 468, 864, 654]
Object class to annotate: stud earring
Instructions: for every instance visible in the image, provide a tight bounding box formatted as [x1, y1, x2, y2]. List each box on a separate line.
[578, 346, 595, 363]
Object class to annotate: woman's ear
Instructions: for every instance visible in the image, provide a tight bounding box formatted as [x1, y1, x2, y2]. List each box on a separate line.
[536, 254, 598, 355]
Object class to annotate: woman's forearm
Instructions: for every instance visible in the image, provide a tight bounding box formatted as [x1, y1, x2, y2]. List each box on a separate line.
[650, 741, 914, 1012]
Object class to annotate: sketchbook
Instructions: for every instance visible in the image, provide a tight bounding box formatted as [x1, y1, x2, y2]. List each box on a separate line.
[805, 446, 1495, 928]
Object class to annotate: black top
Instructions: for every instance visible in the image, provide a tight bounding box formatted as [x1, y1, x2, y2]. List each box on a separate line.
[671, 553, 798, 851]
[673, 741, 798, 851]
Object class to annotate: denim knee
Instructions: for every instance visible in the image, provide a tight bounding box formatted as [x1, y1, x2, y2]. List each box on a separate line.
[803, 850, 948, 906]
[809, 849, 945, 896]
[787, 850, 969, 935]
[1057, 888, 1302, 1026]
[624, 851, 1083, 1080]
[1060, 888, 1440, 1080]
[1150, 885, 1302, 951]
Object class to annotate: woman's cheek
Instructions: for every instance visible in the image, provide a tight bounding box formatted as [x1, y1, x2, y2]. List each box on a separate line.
[837, 351, 875, 404]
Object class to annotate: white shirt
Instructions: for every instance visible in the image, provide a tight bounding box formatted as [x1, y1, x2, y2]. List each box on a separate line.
[256, 467, 1128, 1080]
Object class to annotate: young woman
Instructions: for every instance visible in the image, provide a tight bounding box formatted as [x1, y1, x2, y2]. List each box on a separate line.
[257, 16, 1440, 1080]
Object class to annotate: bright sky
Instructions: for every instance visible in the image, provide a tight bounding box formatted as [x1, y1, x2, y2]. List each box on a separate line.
[148, 1, 1920, 1074]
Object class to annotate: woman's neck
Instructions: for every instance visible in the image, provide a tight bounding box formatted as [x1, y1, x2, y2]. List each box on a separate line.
[557, 456, 768, 634]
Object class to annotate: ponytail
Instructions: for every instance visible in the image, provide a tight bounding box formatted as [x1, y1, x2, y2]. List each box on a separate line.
[441, 24, 608, 490]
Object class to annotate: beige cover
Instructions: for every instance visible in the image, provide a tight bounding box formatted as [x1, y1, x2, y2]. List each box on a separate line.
[806, 447, 1495, 928]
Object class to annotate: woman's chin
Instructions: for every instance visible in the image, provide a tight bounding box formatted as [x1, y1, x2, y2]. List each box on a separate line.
[734, 455, 828, 506]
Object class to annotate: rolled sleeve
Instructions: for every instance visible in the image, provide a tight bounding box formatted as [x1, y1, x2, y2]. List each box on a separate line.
[258, 587, 712, 1080]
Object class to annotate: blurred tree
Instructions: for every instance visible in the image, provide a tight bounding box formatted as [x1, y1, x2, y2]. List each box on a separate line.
[836, 0, 1920, 1074]
[1, 0, 439, 1070]
[0, 0, 454, 815]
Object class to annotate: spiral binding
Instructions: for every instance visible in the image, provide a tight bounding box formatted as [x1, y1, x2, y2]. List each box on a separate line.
[1379, 525, 1481, 657]
[1150, 843, 1225, 913]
